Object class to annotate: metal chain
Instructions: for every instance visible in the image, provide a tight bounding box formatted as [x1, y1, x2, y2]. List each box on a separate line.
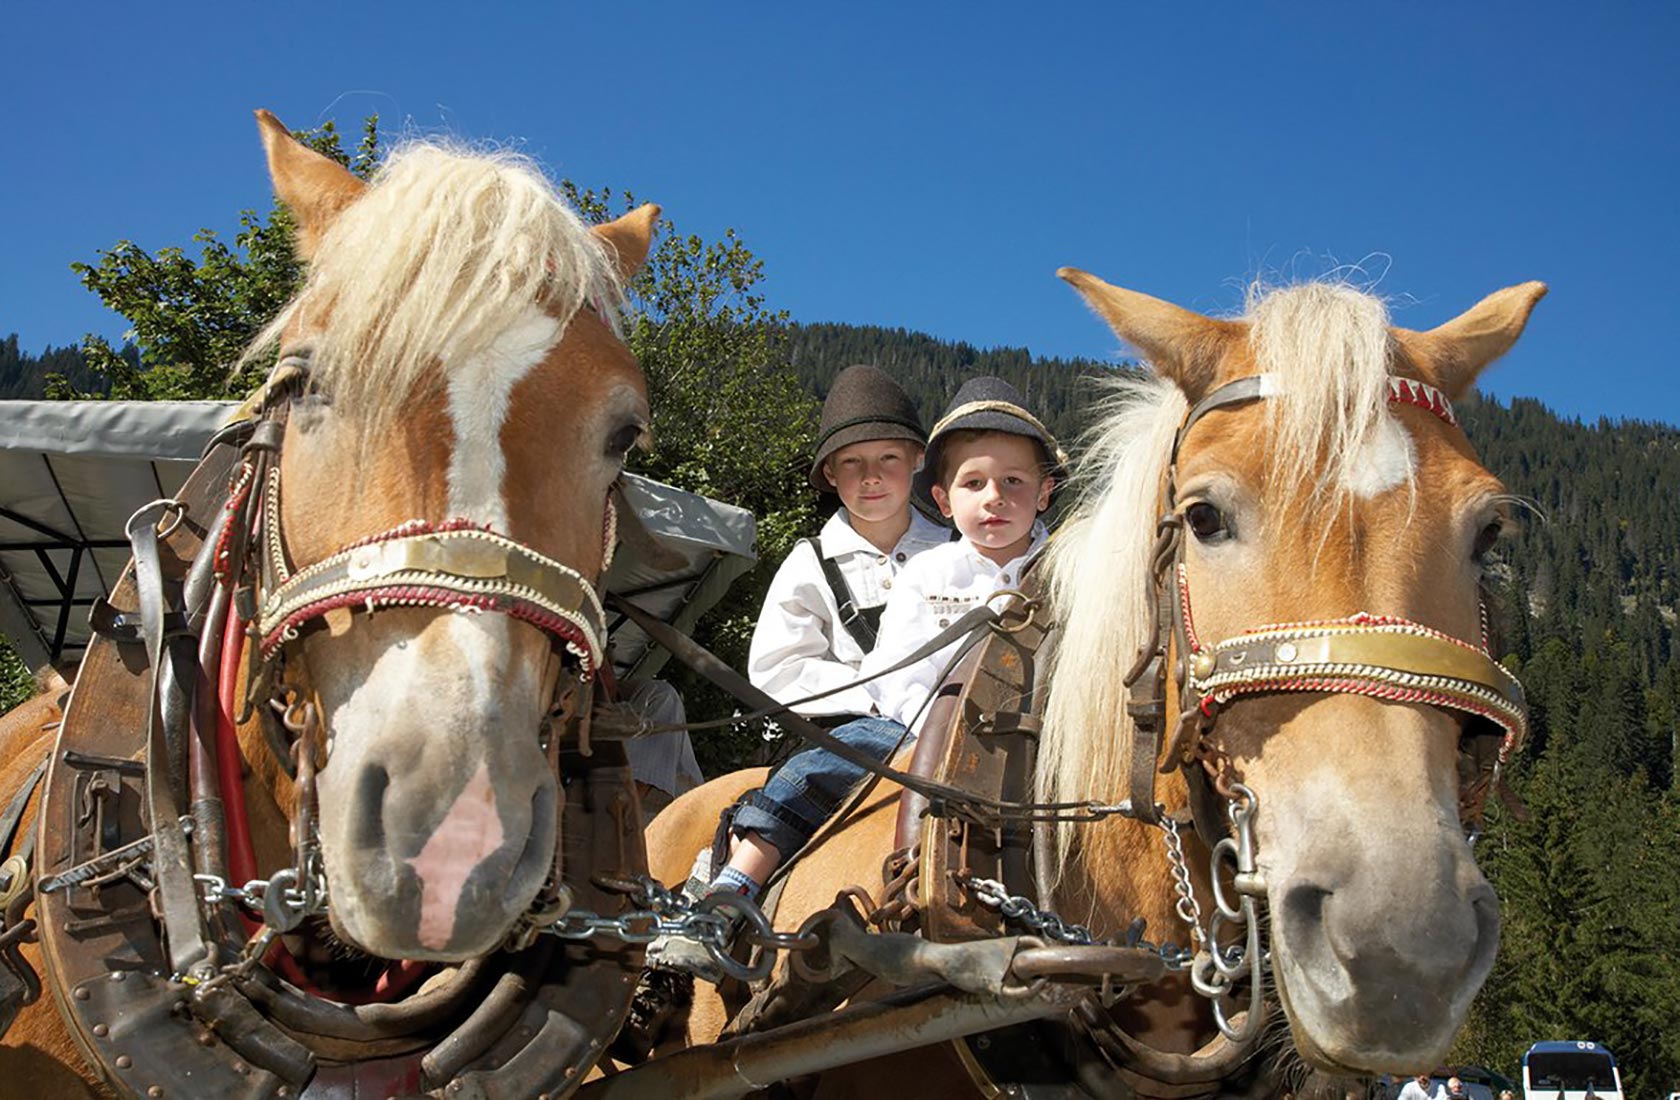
[1161, 785, 1267, 1043]
[961, 874, 1197, 972]
[1162, 815, 1208, 952]
[963, 875, 1095, 946]
[546, 876, 817, 985]
[192, 862, 328, 930]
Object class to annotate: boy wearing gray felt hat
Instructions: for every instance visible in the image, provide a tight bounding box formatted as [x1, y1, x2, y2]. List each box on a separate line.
[653, 366, 951, 982]
[913, 375, 1069, 517]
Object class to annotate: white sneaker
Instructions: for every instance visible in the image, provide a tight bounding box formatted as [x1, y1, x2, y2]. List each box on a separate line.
[647, 848, 728, 983]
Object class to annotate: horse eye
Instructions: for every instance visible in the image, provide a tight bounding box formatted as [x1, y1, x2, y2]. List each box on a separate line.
[606, 422, 642, 459]
[1185, 502, 1229, 543]
[1473, 519, 1503, 562]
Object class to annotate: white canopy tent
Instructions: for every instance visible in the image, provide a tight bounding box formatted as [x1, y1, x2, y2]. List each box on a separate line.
[0, 400, 757, 686]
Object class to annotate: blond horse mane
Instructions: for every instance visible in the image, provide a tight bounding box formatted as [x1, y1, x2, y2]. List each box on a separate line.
[1037, 280, 1404, 880]
[244, 141, 623, 432]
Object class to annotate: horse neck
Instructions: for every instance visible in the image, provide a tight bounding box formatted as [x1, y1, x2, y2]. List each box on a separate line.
[1051, 771, 1202, 943]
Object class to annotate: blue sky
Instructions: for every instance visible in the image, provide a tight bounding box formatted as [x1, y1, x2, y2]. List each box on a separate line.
[3, 3, 1676, 424]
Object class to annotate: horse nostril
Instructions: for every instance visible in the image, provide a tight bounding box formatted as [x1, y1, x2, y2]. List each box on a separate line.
[503, 781, 558, 909]
[1468, 887, 1501, 979]
[352, 764, 390, 851]
[1280, 880, 1331, 944]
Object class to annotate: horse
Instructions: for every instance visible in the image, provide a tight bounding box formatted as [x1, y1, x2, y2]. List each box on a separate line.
[0, 109, 662, 1098]
[643, 271, 1545, 1096]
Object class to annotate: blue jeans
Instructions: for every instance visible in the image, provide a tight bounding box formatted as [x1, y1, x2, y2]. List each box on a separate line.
[732, 716, 908, 860]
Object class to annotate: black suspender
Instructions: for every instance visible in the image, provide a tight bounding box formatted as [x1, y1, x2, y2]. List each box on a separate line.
[808, 536, 883, 653]
[808, 527, 957, 653]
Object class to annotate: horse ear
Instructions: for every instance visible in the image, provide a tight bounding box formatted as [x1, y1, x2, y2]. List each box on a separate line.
[1395, 282, 1548, 399]
[1057, 268, 1239, 401]
[255, 109, 367, 261]
[593, 204, 662, 281]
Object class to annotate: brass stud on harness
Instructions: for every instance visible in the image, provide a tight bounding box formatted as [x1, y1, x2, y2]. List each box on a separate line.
[1191, 652, 1217, 681]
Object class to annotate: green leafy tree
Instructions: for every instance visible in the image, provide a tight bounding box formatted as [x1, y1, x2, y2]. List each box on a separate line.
[561, 184, 818, 771]
[0, 642, 35, 715]
[51, 118, 381, 400]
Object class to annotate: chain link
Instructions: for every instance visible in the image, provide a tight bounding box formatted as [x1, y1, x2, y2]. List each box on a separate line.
[961, 874, 1197, 972]
[546, 876, 817, 984]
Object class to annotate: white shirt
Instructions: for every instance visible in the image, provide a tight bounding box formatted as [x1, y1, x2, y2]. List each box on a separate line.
[1396, 1083, 1444, 1100]
[861, 524, 1047, 734]
[748, 508, 951, 718]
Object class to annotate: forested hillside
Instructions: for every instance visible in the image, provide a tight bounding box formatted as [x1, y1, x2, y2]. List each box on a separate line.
[0, 333, 118, 399]
[787, 323, 1680, 1093]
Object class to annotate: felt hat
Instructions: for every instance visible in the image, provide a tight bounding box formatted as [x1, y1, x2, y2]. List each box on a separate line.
[913, 376, 1068, 509]
[808, 364, 927, 493]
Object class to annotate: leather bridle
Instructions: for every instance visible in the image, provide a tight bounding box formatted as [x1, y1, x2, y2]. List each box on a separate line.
[1123, 373, 1530, 830]
[213, 348, 617, 954]
[243, 350, 612, 681]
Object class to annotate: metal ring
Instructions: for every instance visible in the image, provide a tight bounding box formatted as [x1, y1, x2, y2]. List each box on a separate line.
[986, 588, 1038, 634]
[696, 893, 779, 983]
[154, 499, 188, 539]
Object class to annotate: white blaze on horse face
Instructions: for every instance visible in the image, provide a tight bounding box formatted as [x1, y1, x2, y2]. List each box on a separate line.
[445, 307, 564, 529]
[1340, 412, 1416, 499]
[407, 759, 505, 950]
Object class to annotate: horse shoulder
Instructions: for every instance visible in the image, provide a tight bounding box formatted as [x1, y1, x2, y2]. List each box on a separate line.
[644, 768, 769, 889]
[0, 688, 110, 1097]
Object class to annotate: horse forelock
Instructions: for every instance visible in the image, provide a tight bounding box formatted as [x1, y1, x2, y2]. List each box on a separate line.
[245, 140, 623, 436]
[1245, 280, 1412, 508]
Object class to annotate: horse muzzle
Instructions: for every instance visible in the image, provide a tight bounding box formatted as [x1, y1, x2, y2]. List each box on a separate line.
[318, 744, 559, 960]
[1265, 828, 1500, 1071]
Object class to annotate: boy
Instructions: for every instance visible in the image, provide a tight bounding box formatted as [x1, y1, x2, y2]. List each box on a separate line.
[746, 363, 951, 724]
[658, 365, 946, 937]
[862, 376, 1065, 734]
[658, 377, 1060, 980]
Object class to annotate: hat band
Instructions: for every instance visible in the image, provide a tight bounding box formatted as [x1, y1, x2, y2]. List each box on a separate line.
[817, 413, 925, 448]
[929, 399, 1069, 466]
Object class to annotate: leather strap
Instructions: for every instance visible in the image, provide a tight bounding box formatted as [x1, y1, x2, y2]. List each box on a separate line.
[809, 537, 882, 653]
[0, 759, 47, 865]
[126, 499, 215, 981]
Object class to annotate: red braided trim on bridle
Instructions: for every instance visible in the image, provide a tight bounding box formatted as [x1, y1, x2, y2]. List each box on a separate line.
[332, 517, 493, 556]
[1388, 376, 1458, 427]
[1202, 675, 1521, 763]
[214, 460, 258, 581]
[1176, 562, 1201, 651]
[259, 584, 597, 671]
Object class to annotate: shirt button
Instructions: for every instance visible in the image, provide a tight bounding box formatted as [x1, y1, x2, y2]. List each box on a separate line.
[895, 552, 907, 563]
[1000, 574, 1011, 584]
[882, 578, 893, 590]
[877, 554, 888, 565]
[937, 618, 949, 627]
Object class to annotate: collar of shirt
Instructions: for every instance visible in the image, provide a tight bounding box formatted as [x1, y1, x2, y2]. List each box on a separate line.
[954, 520, 1048, 579]
[821, 507, 952, 561]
